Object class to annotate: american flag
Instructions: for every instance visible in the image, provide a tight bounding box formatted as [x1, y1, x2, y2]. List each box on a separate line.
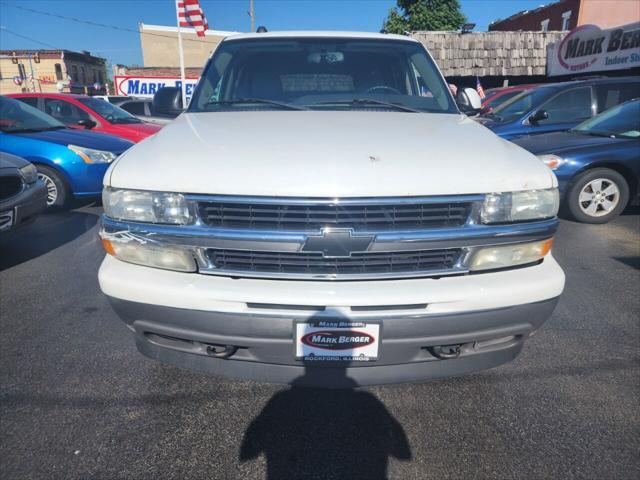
[476, 77, 486, 99]
[176, 0, 209, 37]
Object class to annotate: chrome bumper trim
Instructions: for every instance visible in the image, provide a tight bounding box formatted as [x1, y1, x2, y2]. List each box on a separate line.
[100, 215, 557, 280]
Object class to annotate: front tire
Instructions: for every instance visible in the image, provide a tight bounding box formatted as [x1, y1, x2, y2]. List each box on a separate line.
[565, 168, 629, 224]
[36, 165, 69, 208]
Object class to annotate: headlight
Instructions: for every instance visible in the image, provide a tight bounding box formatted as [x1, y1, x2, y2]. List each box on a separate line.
[537, 154, 566, 170]
[468, 239, 553, 271]
[68, 144, 117, 164]
[19, 164, 38, 183]
[101, 238, 196, 272]
[102, 187, 193, 224]
[481, 188, 559, 224]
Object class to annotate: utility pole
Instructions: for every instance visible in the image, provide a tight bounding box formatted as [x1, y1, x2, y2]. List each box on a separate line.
[27, 53, 36, 93]
[249, 0, 255, 32]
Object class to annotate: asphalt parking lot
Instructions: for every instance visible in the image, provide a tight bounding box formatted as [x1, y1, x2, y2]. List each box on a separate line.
[1, 204, 638, 480]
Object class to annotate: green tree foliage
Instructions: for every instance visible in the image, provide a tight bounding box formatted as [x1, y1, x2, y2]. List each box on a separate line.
[383, 0, 467, 34]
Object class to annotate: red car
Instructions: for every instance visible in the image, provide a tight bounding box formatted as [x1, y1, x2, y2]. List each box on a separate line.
[480, 84, 538, 115]
[7, 93, 161, 143]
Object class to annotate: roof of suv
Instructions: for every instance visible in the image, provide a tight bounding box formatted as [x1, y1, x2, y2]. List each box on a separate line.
[224, 31, 419, 43]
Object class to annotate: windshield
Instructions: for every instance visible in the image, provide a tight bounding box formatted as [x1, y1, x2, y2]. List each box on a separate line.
[0, 96, 65, 133]
[485, 87, 555, 123]
[77, 97, 141, 124]
[573, 100, 640, 138]
[190, 37, 457, 113]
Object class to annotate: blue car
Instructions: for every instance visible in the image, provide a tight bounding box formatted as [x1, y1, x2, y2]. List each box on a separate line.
[0, 96, 133, 207]
[476, 77, 640, 140]
[513, 99, 640, 224]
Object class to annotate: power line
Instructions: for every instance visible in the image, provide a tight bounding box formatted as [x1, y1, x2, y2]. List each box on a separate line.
[0, 1, 218, 44]
[0, 26, 60, 49]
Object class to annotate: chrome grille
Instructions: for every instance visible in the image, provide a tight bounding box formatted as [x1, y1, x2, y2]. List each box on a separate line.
[197, 200, 472, 231]
[206, 248, 462, 277]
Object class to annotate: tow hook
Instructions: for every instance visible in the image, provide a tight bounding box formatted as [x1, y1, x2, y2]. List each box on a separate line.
[427, 344, 462, 360]
[206, 344, 237, 359]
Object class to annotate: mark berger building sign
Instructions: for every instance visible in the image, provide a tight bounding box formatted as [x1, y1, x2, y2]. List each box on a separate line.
[114, 75, 199, 100]
[548, 22, 640, 76]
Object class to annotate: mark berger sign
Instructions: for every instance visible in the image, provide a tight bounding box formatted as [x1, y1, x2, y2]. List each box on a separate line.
[114, 76, 199, 101]
[548, 22, 640, 76]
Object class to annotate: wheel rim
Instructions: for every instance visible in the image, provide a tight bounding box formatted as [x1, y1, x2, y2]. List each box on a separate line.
[578, 178, 620, 217]
[38, 172, 58, 206]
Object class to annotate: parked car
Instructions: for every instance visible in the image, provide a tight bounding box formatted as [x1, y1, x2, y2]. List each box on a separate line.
[99, 31, 564, 388]
[8, 93, 161, 143]
[0, 96, 133, 207]
[480, 84, 537, 115]
[513, 99, 640, 224]
[119, 98, 177, 125]
[0, 152, 47, 231]
[476, 77, 640, 140]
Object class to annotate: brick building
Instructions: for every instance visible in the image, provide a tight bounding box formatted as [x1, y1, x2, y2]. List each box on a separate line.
[0, 49, 107, 95]
[489, 0, 640, 32]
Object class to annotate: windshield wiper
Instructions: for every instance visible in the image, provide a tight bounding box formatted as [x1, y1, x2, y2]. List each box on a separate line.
[3, 126, 66, 134]
[312, 98, 421, 113]
[204, 98, 308, 111]
[570, 129, 615, 138]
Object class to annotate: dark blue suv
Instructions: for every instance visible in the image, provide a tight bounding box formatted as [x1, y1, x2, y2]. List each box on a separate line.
[476, 77, 640, 140]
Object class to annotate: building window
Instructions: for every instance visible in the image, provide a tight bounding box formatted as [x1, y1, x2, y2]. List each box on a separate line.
[540, 19, 549, 32]
[54, 63, 63, 81]
[562, 11, 572, 30]
[70, 65, 78, 82]
[80, 67, 86, 84]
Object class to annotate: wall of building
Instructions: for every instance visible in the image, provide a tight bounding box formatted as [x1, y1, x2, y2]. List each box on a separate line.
[489, 0, 580, 32]
[577, 0, 640, 29]
[0, 50, 107, 94]
[139, 24, 233, 69]
[0, 53, 65, 94]
[411, 30, 566, 79]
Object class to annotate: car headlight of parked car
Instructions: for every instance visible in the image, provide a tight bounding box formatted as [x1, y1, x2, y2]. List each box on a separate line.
[68, 144, 118, 164]
[102, 187, 193, 224]
[537, 154, 566, 171]
[18, 164, 38, 184]
[481, 188, 559, 224]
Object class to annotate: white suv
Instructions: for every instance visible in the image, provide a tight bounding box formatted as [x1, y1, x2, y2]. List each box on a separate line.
[98, 32, 565, 387]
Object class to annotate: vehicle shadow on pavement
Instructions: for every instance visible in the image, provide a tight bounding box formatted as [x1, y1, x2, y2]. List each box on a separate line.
[0, 209, 98, 270]
[239, 365, 412, 480]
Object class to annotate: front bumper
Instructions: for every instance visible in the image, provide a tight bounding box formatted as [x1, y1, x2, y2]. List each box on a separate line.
[108, 296, 559, 388]
[101, 254, 564, 387]
[0, 180, 47, 232]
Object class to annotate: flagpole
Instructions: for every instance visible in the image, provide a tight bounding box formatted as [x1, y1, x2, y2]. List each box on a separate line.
[176, 1, 188, 109]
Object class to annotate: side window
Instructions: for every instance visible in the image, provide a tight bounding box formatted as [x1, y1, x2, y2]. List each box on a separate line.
[596, 83, 640, 112]
[44, 99, 90, 125]
[539, 87, 592, 123]
[121, 101, 146, 116]
[17, 97, 39, 109]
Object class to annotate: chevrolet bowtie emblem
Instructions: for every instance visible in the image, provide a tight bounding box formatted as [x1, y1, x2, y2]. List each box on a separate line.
[301, 229, 375, 258]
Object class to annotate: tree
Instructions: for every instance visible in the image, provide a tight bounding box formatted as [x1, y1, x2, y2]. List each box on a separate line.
[382, 0, 467, 34]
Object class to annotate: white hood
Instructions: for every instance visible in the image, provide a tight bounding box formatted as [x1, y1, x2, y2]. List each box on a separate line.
[107, 111, 556, 197]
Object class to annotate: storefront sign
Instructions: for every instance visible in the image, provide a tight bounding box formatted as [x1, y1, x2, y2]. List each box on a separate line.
[114, 76, 199, 101]
[547, 22, 640, 76]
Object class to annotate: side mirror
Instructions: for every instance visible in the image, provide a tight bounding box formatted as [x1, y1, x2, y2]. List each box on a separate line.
[528, 109, 548, 125]
[456, 87, 482, 115]
[77, 119, 97, 129]
[152, 87, 184, 117]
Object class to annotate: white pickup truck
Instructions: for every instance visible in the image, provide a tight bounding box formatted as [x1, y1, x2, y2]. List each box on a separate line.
[98, 31, 565, 387]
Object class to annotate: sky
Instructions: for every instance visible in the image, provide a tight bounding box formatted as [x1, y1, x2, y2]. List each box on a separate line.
[0, 0, 548, 69]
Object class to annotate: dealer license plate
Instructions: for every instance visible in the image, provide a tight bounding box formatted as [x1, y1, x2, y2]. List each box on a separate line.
[295, 320, 380, 362]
